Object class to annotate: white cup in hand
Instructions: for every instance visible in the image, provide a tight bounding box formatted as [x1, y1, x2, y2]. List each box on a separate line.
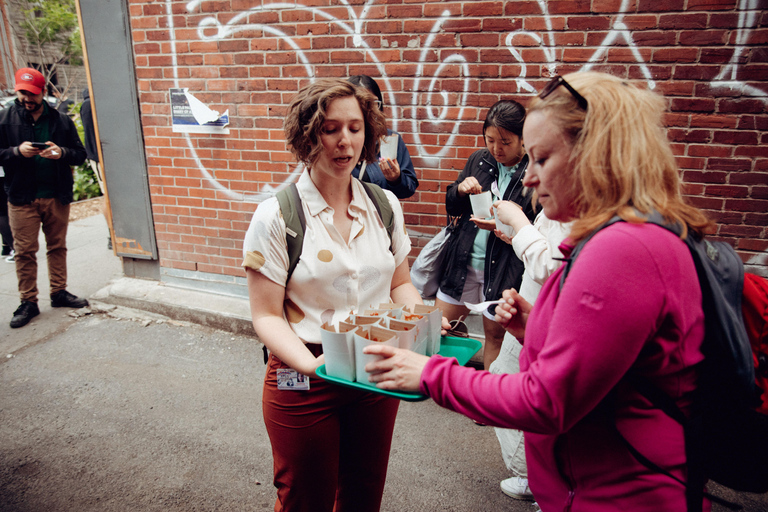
[470, 190, 493, 219]
[380, 135, 398, 160]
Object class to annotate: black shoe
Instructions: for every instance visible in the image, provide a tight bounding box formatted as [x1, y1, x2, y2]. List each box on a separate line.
[50, 290, 89, 309]
[1, 245, 10, 256]
[10, 301, 40, 328]
[107, 237, 112, 250]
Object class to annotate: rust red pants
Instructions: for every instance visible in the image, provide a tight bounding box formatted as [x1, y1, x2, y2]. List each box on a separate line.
[262, 345, 399, 512]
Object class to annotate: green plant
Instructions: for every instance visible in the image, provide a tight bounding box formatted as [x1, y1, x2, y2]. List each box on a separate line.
[19, 0, 82, 89]
[72, 162, 101, 201]
[70, 101, 99, 201]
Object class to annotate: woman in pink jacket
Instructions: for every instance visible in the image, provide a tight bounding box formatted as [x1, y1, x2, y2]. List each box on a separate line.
[365, 71, 714, 511]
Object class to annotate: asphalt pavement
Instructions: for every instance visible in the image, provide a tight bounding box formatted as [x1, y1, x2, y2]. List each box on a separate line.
[1, 213, 766, 511]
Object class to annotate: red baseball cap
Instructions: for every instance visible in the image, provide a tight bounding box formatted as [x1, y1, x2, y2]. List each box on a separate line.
[14, 67, 45, 95]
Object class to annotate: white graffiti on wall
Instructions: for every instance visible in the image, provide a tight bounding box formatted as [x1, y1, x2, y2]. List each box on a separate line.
[171, 0, 765, 208]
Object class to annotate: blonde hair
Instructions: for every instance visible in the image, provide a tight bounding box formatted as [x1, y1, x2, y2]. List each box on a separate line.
[527, 71, 713, 243]
[284, 78, 388, 167]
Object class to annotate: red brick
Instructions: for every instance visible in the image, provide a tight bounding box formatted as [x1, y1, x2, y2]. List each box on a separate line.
[670, 98, 717, 113]
[482, 17, 523, 32]
[730, 172, 768, 185]
[653, 48, 699, 63]
[638, 0, 685, 10]
[719, 99, 767, 114]
[659, 13, 708, 29]
[725, 198, 768, 213]
[464, 2, 504, 16]
[678, 30, 729, 46]
[705, 185, 750, 198]
[632, 31, 677, 46]
[621, 15, 660, 31]
[523, 16, 566, 31]
[687, 0, 740, 10]
[689, 114, 738, 129]
[713, 131, 759, 145]
[707, 158, 754, 172]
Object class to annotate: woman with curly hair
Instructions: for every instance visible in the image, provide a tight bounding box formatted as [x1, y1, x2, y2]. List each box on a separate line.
[243, 78, 424, 512]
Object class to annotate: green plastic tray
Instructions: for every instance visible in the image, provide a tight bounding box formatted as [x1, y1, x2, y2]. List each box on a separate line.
[315, 335, 482, 402]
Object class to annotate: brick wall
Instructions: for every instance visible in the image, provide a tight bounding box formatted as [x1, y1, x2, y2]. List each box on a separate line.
[127, 0, 768, 281]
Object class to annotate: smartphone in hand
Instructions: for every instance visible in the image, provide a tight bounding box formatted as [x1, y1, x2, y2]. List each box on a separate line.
[30, 142, 48, 149]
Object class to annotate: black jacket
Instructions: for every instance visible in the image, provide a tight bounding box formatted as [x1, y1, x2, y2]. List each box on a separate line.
[0, 100, 86, 205]
[439, 149, 535, 307]
[80, 88, 98, 162]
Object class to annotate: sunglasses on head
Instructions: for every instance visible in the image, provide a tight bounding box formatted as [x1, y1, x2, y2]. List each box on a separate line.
[539, 75, 588, 111]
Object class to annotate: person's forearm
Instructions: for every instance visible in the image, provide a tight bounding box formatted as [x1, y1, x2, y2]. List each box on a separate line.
[511, 225, 561, 285]
[252, 315, 320, 376]
[391, 282, 422, 312]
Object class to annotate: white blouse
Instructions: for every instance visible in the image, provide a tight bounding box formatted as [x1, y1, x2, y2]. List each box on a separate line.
[242, 171, 411, 344]
[510, 211, 572, 304]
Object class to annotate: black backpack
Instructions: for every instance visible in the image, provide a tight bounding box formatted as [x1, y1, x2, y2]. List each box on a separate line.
[560, 211, 768, 511]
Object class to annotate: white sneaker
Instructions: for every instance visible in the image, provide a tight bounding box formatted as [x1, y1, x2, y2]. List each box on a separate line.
[500, 476, 534, 501]
[5, 250, 14, 263]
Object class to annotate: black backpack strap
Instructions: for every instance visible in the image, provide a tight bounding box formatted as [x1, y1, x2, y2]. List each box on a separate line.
[275, 182, 306, 282]
[559, 215, 624, 289]
[559, 211, 683, 290]
[272, 183, 305, 365]
[277, 181, 394, 281]
[615, 374, 742, 512]
[360, 181, 394, 253]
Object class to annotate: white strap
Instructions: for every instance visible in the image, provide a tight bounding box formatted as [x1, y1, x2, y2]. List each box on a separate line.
[358, 160, 367, 181]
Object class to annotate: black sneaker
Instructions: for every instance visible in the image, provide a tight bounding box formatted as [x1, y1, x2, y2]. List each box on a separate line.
[50, 290, 89, 309]
[1, 245, 10, 256]
[10, 301, 40, 328]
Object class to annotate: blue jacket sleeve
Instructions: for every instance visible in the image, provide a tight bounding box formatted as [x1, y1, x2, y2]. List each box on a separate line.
[386, 133, 418, 199]
[355, 131, 418, 199]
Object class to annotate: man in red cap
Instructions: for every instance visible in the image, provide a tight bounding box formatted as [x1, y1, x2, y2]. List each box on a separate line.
[0, 67, 88, 328]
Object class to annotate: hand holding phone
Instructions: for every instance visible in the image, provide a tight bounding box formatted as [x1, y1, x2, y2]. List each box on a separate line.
[30, 142, 49, 150]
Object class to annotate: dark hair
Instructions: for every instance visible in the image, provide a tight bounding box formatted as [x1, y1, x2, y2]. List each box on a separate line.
[348, 75, 384, 110]
[284, 79, 387, 166]
[483, 100, 526, 138]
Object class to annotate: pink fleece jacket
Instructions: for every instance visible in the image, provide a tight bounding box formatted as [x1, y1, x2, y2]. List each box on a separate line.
[421, 222, 708, 512]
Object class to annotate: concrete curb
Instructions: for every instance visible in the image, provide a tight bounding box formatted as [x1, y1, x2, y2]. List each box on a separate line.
[92, 277, 256, 336]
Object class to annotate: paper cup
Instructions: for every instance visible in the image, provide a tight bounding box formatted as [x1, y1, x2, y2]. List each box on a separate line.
[377, 303, 405, 319]
[400, 312, 429, 355]
[470, 191, 493, 219]
[320, 323, 356, 381]
[353, 326, 399, 387]
[380, 135, 398, 160]
[386, 319, 418, 350]
[413, 304, 442, 356]
[496, 218, 516, 238]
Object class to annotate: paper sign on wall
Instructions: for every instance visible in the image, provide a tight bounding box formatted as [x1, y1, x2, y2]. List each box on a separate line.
[170, 88, 229, 134]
